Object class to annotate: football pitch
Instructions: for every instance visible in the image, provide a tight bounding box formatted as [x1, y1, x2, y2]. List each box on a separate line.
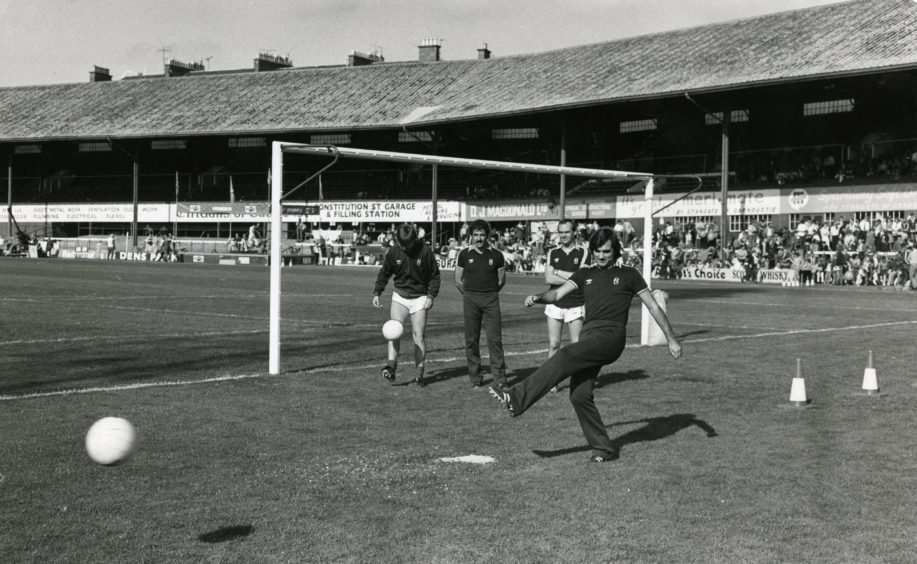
[2, 258, 916, 563]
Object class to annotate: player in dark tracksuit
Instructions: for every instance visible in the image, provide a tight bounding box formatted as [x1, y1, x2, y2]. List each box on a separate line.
[373, 223, 441, 386]
[490, 227, 683, 462]
[454, 219, 508, 389]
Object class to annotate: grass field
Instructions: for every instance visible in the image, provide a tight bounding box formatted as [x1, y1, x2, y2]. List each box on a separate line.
[2, 257, 917, 563]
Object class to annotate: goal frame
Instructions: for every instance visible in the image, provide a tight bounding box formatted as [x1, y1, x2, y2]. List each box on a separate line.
[269, 142, 658, 375]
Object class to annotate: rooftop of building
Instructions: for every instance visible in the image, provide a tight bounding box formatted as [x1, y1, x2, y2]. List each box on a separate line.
[2, 0, 916, 142]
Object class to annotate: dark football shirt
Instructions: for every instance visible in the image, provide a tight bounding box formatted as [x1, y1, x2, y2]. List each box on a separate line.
[569, 265, 648, 331]
[547, 244, 589, 308]
[457, 246, 505, 293]
[373, 243, 441, 299]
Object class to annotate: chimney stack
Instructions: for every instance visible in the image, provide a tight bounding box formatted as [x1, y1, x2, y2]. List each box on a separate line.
[89, 66, 112, 82]
[348, 50, 384, 67]
[418, 38, 442, 63]
[164, 58, 205, 77]
[254, 52, 293, 72]
[477, 44, 492, 60]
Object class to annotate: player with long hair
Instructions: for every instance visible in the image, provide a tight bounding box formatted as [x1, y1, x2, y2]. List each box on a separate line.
[490, 227, 683, 462]
[373, 223, 441, 386]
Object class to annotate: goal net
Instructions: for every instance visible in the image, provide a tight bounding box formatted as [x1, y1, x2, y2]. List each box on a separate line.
[268, 142, 660, 375]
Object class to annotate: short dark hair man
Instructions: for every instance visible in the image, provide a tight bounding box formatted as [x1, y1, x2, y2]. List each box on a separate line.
[454, 219, 508, 389]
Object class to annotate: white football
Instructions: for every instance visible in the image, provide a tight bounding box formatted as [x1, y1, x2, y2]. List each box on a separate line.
[85, 417, 136, 465]
[382, 319, 404, 340]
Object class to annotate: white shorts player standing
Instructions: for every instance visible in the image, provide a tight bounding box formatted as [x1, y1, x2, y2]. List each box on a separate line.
[544, 219, 590, 392]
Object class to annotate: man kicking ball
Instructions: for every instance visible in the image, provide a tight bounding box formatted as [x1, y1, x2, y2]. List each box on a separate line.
[373, 223, 441, 386]
[489, 227, 682, 462]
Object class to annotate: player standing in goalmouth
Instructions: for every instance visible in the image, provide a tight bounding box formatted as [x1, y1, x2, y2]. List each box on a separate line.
[544, 219, 590, 393]
[373, 223, 441, 387]
[490, 227, 683, 463]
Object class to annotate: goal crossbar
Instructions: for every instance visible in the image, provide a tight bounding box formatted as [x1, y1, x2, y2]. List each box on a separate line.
[269, 142, 658, 375]
[283, 144, 654, 180]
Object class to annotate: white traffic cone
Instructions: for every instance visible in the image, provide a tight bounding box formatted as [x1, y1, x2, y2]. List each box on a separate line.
[862, 349, 879, 395]
[790, 358, 808, 406]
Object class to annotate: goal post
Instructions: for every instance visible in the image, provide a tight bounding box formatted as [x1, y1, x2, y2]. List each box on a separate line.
[269, 142, 658, 375]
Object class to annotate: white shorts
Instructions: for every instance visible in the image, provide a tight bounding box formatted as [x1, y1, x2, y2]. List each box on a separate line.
[544, 304, 585, 323]
[392, 292, 428, 314]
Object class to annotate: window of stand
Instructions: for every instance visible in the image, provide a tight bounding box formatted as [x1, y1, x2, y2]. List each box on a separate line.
[310, 133, 351, 145]
[79, 142, 112, 152]
[491, 128, 539, 140]
[399, 131, 434, 143]
[14, 144, 41, 154]
[228, 137, 266, 149]
[678, 216, 716, 229]
[729, 214, 772, 232]
[705, 110, 750, 125]
[803, 99, 854, 116]
[854, 210, 906, 222]
[619, 119, 657, 134]
[151, 139, 187, 151]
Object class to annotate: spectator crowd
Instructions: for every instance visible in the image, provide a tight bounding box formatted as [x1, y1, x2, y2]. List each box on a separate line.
[423, 215, 917, 291]
[639, 214, 917, 289]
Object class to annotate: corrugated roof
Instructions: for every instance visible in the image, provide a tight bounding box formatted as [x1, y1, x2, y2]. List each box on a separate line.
[2, 0, 916, 142]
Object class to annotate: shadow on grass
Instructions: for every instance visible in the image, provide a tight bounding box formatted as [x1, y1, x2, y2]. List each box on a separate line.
[532, 413, 717, 459]
[675, 329, 710, 339]
[198, 524, 253, 543]
[595, 369, 650, 389]
[0, 347, 263, 395]
[510, 368, 649, 392]
[425, 365, 505, 387]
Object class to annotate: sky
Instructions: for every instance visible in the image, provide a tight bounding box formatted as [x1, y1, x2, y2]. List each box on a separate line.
[0, 0, 846, 87]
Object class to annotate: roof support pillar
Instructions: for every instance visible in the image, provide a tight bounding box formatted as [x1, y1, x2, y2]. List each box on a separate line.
[431, 163, 438, 248]
[559, 121, 567, 219]
[7, 156, 12, 239]
[132, 155, 139, 249]
[720, 112, 730, 262]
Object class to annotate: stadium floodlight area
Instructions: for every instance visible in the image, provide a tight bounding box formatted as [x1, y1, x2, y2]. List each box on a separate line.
[269, 142, 660, 375]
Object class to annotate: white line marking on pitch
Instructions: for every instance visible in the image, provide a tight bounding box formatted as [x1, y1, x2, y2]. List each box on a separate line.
[0, 329, 266, 347]
[680, 319, 917, 344]
[1, 293, 361, 303]
[4, 319, 913, 401]
[677, 321, 786, 331]
[689, 298, 917, 313]
[0, 373, 264, 401]
[0, 320, 394, 348]
[438, 455, 495, 464]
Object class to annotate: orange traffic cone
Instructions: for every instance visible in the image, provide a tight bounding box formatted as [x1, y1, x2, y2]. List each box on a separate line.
[861, 350, 879, 395]
[789, 358, 808, 406]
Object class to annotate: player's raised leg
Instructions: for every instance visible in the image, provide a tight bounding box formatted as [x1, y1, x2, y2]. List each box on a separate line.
[383, 300, 410, 383]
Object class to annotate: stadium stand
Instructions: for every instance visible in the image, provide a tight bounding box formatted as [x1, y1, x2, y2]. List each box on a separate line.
[0, 0, 915, 283]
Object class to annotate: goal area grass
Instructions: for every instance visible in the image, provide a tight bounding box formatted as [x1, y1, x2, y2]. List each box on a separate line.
[2, 258, 916, 562]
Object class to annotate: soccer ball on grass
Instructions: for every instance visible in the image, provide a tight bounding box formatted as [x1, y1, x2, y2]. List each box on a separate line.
[85, 417, 136, 465]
